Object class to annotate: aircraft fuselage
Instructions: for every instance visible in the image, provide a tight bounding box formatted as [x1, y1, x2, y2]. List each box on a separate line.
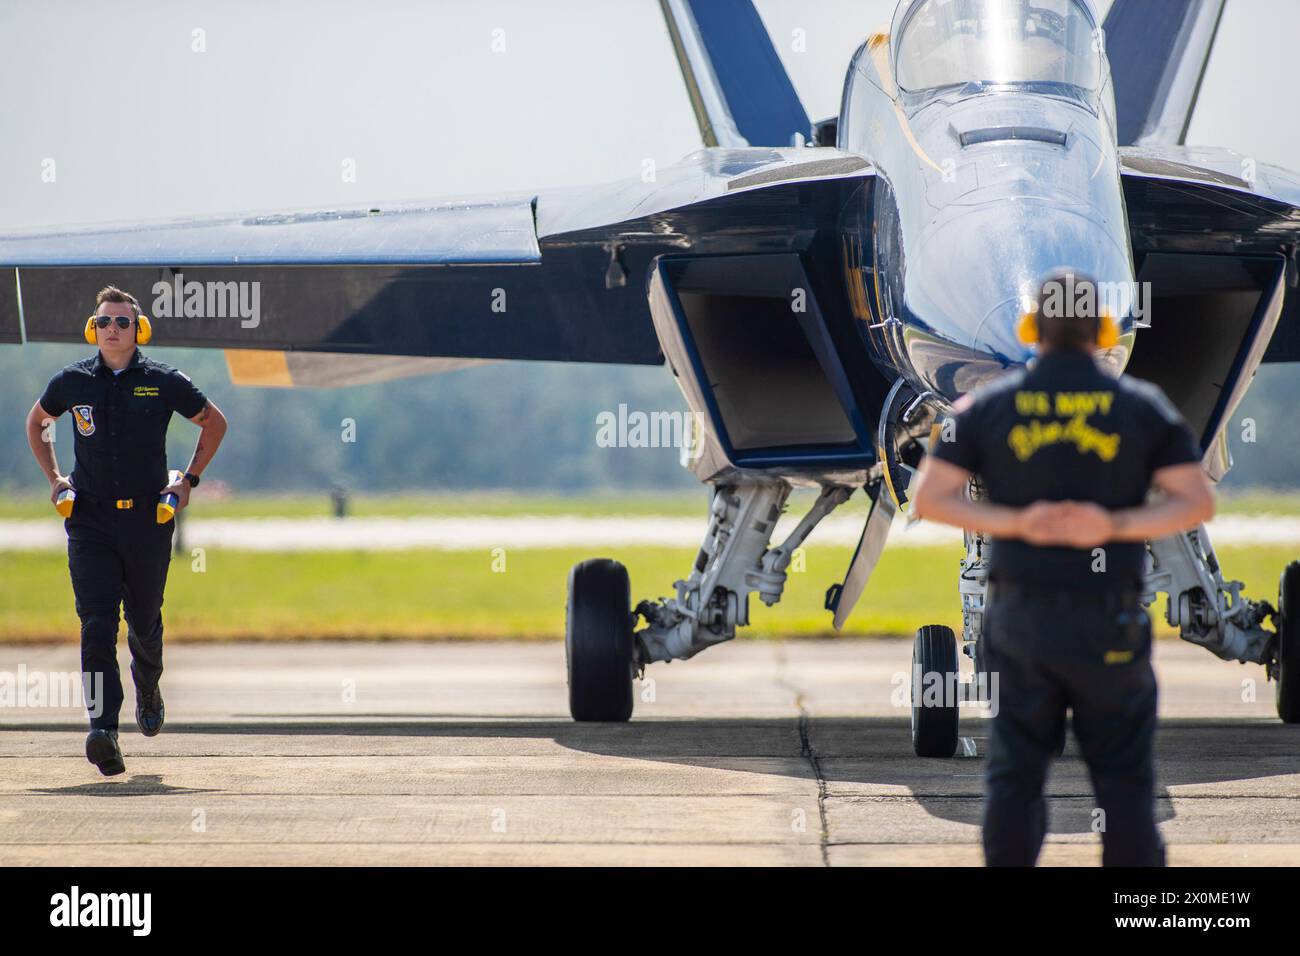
[837, 6, 1136, 407]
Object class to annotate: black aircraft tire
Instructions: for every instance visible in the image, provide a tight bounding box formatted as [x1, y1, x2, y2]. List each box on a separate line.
[1277, 562, 1300, 723]
[912, 625, 960, 757]
[566, 558, 635, 722]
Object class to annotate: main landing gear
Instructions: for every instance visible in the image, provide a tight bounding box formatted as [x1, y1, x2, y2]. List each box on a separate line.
[564, 481, 854, 722]
[1275, 561, 1300, 723]
[1145, 526, 1296, 722]
[565, 559, 635, 722]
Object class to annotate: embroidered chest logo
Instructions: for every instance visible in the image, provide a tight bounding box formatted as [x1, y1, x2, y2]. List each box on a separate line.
[133, 386, 160, 398]
[1007, 390, 1121, 463]
[72, 405, 96, 437]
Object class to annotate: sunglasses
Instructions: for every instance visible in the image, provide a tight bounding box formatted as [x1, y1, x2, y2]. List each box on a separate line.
[94, 315, 135, 330]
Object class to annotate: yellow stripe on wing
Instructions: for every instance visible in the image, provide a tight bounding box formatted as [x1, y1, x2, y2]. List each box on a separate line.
[224, 349, 293, 387]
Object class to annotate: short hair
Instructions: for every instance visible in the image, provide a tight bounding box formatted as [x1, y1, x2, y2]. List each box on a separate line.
[94, 286, 141, 317]
[1032, 270, 1101, 351]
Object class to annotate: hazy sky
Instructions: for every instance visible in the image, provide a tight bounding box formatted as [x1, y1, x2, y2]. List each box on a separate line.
[1, 0, 1296, 228]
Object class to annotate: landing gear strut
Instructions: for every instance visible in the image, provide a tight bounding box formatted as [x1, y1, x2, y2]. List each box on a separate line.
[633, 482, 851, 664]
[1143, 526, 1298, 722]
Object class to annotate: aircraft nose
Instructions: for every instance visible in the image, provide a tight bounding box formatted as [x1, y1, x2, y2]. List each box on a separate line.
[901, 203, 1135, 404]
[971, 295, 1037, 374]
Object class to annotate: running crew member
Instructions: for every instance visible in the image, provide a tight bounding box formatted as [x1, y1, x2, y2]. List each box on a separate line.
[24, 286, 228, 776]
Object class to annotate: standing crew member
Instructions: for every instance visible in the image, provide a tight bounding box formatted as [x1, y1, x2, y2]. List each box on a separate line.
[911, 271, 1214, 867]
[24, 286, 228, 776]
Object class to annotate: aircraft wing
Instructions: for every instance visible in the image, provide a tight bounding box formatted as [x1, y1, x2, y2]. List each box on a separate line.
[0, 148, 872, 384]
[0, 0, 830, 387]
[1103, 0, 1226, 147]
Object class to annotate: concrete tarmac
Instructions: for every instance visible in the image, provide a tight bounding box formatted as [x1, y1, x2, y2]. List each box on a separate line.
[0, 639, 1295, 866]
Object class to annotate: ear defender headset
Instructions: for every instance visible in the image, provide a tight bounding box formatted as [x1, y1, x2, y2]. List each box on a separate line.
[84, 312, 152, 346]
[1016, 308, 1119, 349]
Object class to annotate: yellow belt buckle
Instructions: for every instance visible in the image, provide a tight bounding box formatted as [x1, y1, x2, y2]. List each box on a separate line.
[115, 498, 134, 510]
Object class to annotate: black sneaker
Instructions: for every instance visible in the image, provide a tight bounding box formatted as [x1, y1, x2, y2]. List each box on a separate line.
[135, 685, 165, 737]
[85, 730, 125, 776]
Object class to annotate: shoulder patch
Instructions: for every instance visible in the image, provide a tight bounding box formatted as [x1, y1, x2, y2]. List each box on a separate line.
[71, 404, 95, 437]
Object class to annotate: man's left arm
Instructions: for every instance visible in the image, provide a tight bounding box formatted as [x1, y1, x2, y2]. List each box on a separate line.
[160, 371, 228, 509]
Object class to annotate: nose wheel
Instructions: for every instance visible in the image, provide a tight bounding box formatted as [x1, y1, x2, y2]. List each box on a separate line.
[911, 625, 960, 757]
[566, 558, 635, 722]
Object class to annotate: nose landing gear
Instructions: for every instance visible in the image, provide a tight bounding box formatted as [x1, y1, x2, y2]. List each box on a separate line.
[911, 624, 960, 757]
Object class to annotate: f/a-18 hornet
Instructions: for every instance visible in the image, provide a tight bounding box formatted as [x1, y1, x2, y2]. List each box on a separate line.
[4, 0, 1299, 754]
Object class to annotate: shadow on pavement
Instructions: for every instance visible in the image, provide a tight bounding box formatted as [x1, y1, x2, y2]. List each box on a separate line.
[29, 773, 224, 797]
[7, 716, 1295, 833]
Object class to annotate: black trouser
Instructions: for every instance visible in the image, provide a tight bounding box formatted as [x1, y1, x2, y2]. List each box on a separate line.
[66, 500, 174, 732]
[981, 582, 1164, 867]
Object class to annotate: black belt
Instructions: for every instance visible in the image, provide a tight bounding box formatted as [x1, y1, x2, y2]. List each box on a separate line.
[988, 578, 1141, 609]
[70, 491, 156, 511]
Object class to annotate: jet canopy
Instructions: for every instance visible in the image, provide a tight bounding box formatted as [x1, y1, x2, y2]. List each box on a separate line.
[894, 0, 1102, 94]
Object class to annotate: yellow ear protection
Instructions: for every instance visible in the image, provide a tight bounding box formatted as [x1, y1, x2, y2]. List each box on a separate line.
[1015, 309, 1119, 349]
[1016, 310, 1039, 345]
[84, 313, 152, 346]
[1096, 310, 1119, 349]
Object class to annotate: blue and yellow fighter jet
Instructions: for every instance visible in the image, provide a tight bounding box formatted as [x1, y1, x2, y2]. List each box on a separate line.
[3, 0, 1299, 753]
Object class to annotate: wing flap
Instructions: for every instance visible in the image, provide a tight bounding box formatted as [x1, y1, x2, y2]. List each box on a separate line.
[9, 262, 663, 365]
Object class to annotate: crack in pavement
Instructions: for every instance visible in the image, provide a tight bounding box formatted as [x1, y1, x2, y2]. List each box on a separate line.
[773, 642, 830, 867]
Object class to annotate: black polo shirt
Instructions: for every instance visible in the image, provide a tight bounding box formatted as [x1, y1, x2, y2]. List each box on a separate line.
[38, 349, 208, 504]
[930, 350, 1201, 590]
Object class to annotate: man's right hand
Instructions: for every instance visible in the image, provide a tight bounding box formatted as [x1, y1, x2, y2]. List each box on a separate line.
[1055, 501, 1116, 549]
[1015, 500, 1119, 548]
[1016, 501, 1075, 546]
[49, 475, 72, 505]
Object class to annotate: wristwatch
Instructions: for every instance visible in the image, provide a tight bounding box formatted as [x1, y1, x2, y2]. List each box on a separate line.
[184, 472, 201, 488]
